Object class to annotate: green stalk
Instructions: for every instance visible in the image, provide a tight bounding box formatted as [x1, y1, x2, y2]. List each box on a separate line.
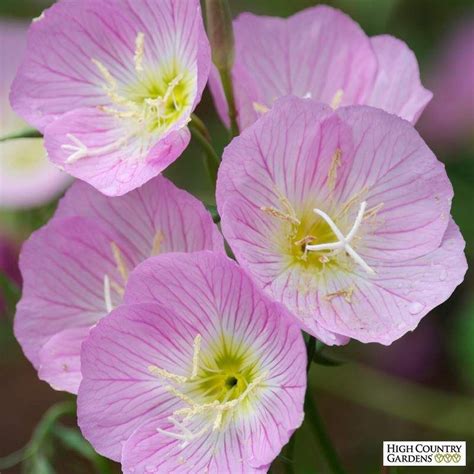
[305, 393, 347, 474]
[189, 120, 220, 187]
[219, 67, 239, 137]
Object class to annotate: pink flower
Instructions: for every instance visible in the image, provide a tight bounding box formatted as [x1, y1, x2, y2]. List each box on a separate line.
[210, 5, 431, 131]
[14, 176, 224, 393]
[217, 96, 467, 345]
[78, 251, 306, 473]
[0, 19, 70, 208]
[11, 0, 210, 196]
[418, 18, 474, 149]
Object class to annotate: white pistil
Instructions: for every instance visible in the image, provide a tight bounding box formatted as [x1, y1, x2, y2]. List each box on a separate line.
[103, 275, 113, 313]
[134, 32, 145, 73]
[306, 201, 375, 275]
[330, 89, 344, 109]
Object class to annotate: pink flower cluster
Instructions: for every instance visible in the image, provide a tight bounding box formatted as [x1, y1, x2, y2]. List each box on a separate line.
[11, 1, 466, 472]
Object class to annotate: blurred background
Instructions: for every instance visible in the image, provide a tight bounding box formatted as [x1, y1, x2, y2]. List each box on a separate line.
[0, 0, 473, 473]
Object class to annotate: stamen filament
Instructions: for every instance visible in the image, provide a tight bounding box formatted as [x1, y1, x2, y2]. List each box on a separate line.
[103, 275, 113, 313]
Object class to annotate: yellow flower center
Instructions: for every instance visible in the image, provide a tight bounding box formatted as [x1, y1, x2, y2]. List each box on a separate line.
[148, 334, 267, 447]
[61, 32, 196, 164]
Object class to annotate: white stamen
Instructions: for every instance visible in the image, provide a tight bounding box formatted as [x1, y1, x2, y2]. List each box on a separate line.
[306, 201, 375, 275]
[103, 275, 113, 313]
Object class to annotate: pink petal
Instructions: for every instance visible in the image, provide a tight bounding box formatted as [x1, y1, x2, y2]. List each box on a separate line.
[210, 5, 377, 130]
[15, 176, 223, 393]
[55, 176, 225, 258]
[315, 219, 467, 344]
[119, 252, 306, 471]
[121, 417, 263, 474]
[78, 304, 189, 461]
[217, 96, 459, 343]
[38, 327, 90, 393]
[335, 105, 452, 262]
[14, 217, 123, 372]
[0, 19, 70, 208]
[11, 0, 208, 131]
[366, 35, 432, 124]
[44, 107, 191, 196]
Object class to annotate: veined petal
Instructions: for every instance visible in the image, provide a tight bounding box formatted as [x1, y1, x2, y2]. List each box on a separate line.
[11, 0, 209, 195]
[55, 175, 224, 259]
[210, 5, 377, 130]
[15, 176, 223, 393]
[14, 217, 123, 372]
[118, 252, 306, 471]
[11, 0, 208, 130]
[78, 304, 190, 461]
[44, 107, 191, 196]
[335, 105, 452, 261]
[217, 96, 462, 343]
[38, 327, 90, 393]
[367, 35, 432, 124]
[315, 219, 467, 344]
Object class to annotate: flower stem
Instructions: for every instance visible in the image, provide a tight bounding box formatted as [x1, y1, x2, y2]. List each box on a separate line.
[305, 393, 347, 474]
[189, 119, 220, 186]
[306, 335, 317, 372]
[219, 67, 239, 137]
[283, 435, 297, 474]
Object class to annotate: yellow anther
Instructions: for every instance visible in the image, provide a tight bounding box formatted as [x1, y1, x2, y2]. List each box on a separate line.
[134, 32, 145, 73]
[110, 242, 128, 281]
[253, 102, 270, 115]
[325, 285, 355, 304]
[148, 365, 188, 384]
[330, 89, 344, 110]
[163, 385, 196, 406]
[92, 58, 117, 92]
[151, 231, 164, 256]
[327, 148, 342, 192]
[191, 335, 201, 379]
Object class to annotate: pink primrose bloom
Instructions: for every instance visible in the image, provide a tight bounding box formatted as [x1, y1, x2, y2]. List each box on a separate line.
[209, 5, 432, 130]
[217, 96, 467, 345]
[11, 0, 210, 196]
[14, 176, 224, 393]
[78, 251, 306, 473]
[0, 19, 70, 208]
